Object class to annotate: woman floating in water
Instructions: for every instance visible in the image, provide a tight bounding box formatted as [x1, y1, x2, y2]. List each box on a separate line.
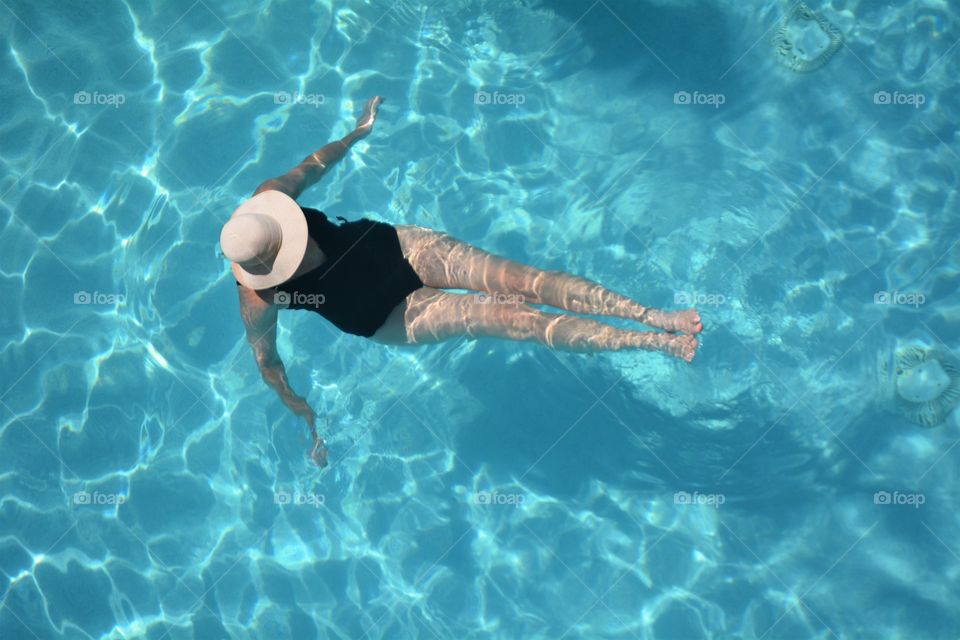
[220, 96, 702, 466]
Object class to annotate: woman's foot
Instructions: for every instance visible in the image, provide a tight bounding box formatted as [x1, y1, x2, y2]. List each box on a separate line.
[640, 308, 702, 335]
[663, 333, 698, 363]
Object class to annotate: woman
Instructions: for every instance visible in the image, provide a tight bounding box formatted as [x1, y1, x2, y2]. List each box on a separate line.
[220, 96, 702, 467]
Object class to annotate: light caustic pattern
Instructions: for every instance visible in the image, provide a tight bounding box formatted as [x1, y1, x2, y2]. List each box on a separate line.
[0, 0, 959, 638]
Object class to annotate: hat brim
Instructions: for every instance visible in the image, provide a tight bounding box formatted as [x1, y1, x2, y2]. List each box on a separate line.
[227, 190, 308, 290]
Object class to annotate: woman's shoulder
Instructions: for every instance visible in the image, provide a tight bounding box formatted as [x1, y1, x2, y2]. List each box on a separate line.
[299, 205, 329, 219]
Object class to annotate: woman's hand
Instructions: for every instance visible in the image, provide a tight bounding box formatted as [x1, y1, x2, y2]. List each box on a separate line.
[288, 396, 329, 468]
[263, 95, 385, 198]
[351, 96, 384, 141]
[310, 435, 329, 468]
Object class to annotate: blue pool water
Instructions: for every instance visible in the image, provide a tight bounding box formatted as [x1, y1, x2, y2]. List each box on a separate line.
[2, 0, 959, 638]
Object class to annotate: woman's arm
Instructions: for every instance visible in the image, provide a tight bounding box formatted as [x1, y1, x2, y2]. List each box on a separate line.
[253, 96, 384, 200]
[237, 285, 328, 466]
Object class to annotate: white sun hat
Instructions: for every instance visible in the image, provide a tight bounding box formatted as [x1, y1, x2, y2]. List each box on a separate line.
[879, 344, 960, 427]
[219, 190, 308, 290]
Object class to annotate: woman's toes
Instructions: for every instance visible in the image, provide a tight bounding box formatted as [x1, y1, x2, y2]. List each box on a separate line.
[646, 308, 702, 335]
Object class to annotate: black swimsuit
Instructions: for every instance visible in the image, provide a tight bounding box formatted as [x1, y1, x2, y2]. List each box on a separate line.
[237, 207, 424, 337]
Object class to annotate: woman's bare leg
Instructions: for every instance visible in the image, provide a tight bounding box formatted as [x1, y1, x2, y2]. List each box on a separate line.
[371, 288, 698, 362]
[395, 226, 702, 334]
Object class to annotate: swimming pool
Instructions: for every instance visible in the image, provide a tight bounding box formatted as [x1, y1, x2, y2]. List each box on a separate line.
[1, 0, 958, 637]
